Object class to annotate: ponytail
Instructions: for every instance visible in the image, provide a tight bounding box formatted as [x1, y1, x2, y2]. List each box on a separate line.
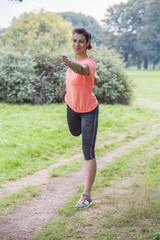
[87, 31, 92, 50]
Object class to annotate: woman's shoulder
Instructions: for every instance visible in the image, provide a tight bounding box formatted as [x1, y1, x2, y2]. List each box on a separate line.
[81, 56, 95, 65]
[86, 57, 96, 68]
[80, 56, 94, 61]
[86, 56, 94, 61]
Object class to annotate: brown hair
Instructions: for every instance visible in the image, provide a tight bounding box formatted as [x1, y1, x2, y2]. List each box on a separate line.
[72, 27, 92, 50]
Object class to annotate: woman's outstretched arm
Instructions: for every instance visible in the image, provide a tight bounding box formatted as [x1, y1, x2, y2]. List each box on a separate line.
[61, 55, 89, 76]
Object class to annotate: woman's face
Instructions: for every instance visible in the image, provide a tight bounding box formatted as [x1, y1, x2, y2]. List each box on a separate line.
[72, 33, 88, 55]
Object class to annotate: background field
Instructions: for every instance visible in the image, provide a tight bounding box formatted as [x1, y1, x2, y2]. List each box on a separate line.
[128, 69, 160, 109]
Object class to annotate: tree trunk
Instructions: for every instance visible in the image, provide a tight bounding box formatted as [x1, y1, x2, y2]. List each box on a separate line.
[153, 60, 157, 70]
[144, 57, 148, 69]
[137, 59, 142, 69]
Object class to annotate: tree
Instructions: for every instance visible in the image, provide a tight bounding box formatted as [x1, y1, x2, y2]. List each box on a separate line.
[102, 0, 160, 68]
[1, 10, 72, 50]
[60, 12, 104, 45]
[103, 2, 131, 66]
[137, 0, 160, 68]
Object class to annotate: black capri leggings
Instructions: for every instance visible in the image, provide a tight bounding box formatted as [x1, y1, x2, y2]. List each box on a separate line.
[67, 105, 99, 160]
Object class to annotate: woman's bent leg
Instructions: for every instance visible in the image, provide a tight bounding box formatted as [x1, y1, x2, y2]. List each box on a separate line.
[67, 105, 81, 136]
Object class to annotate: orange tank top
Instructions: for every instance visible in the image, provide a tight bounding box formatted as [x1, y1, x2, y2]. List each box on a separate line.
[65, 57, 98, 113]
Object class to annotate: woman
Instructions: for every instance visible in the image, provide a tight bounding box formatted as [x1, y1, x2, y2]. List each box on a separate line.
[61, 27, 100, 208]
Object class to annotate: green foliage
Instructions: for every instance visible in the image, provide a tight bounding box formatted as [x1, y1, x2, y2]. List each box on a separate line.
[137, 0, 160, 67]
[0, 42, 133, 104]
[0, 10, 74, 104]
[29, 47, 68, 104]
[0, 46, 38, 103]
[1, 10, 72, 50]
[102, 0, 160, 68]
[93, 46, 133, 104]
[0, 27, 6, 39]
[0, 45, 69, 104]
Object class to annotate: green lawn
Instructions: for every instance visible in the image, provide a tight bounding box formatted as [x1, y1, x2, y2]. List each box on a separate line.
[0, 69, 160, 184]
[0, 103, 80, 183]
[127, 69, 160, 109]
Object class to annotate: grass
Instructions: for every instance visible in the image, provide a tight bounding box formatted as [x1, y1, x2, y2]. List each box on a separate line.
[91, 186, 160, 239]
[1, 69, 160, 239]
[0, 102, 160, 184]
[50, 157, 84, 177]
[0, 103, 81, 184]
[127, 69, 160, 110]
[30, 134, 160, 240]
[0, 185, 42, 216]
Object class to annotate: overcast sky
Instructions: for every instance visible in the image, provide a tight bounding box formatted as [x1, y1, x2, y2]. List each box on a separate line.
[0, 0, 127, 28]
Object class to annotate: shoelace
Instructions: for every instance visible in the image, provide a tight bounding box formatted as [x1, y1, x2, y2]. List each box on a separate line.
[78, 195, 86, 204]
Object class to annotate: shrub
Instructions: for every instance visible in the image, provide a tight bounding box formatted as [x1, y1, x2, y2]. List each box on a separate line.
[0, 46, 69, 104]
[92, 45, 134, 104]
[30, 47, 67, 104]
[0, 46, 38, 103]
[0, 44, 133, 105]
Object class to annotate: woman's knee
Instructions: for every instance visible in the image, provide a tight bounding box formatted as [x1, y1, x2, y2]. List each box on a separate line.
[72, 132, 81, 137]
[69, 128, 81, 137]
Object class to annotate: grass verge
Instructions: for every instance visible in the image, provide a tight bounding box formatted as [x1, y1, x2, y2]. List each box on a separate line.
[50, 157, 84, 177]
[0, 185, 42, 216]
[30, 134, 160, 240]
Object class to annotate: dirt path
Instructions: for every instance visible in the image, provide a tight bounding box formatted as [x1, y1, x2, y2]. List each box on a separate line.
[76, 174, 139, 240]
[0, 129, 160, 240]
[0, 135, 125, 198]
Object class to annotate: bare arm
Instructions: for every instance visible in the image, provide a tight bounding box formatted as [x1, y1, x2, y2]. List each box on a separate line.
[61, 55, 89, 75]
[94, 72, 100, 85]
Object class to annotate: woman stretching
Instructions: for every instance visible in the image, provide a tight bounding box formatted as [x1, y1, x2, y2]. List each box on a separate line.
[61, 27, 100, 208]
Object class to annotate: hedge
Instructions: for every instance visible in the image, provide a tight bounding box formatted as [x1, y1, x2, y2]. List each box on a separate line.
[0, 45, 133, 105]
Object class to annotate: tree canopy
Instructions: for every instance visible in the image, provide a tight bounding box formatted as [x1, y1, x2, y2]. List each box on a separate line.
[1, 10, 72, 50]
[102, 0, 160, 68]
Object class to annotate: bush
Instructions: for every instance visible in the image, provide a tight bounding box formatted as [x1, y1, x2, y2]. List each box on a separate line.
[92, 45, 133, 104]
[0, 46, 38, 103]
[30, 47, 67, 104]
[0, 46, 68, 104]
[0, 44, 133, 105]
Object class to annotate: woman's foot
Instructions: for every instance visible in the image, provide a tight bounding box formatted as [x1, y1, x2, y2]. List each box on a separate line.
[75, 193, 93, 208]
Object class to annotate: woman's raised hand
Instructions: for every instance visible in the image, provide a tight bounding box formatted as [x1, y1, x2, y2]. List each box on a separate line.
[61, 55, 70, 66]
